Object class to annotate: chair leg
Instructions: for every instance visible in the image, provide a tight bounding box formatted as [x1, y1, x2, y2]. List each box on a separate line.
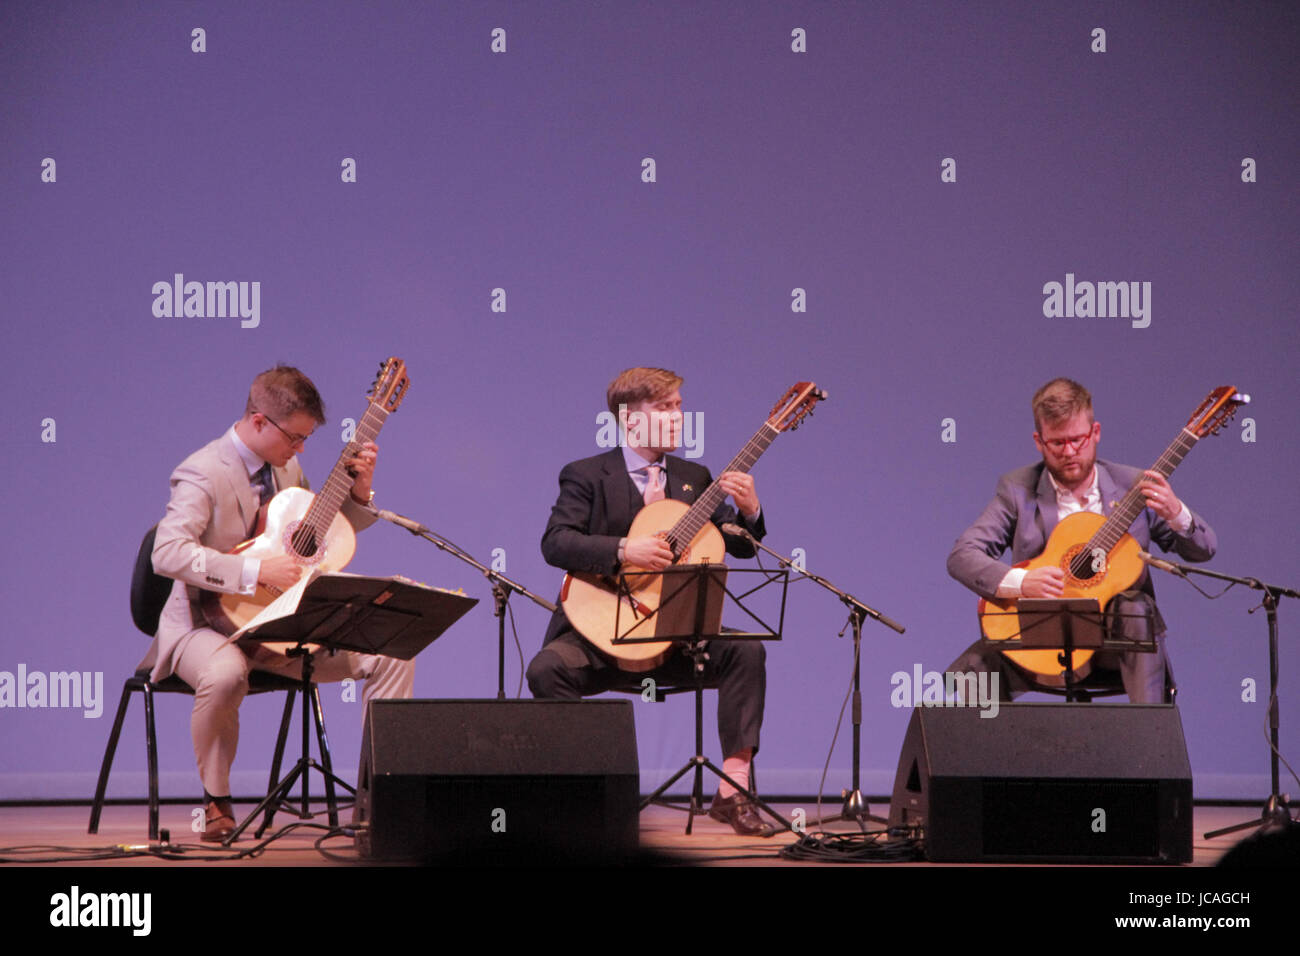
[142, 681, 160, 841]
[88, 679, 136, 834]
[309, 685, 339, 827]
[260, 689, 296, 836]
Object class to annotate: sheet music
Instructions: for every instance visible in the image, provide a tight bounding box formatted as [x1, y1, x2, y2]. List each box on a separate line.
[325, 569, 468, 597]
[228, 567, 322, 641]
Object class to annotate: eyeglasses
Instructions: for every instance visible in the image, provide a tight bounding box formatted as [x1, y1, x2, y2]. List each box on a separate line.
[1040, 430, 1094, 453]
[258, 413, 312, 448]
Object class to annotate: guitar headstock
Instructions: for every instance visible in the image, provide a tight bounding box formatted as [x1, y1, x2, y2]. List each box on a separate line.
[768, 381, 828, 432]
[370, 357, 410, 413]
[1187, 386, 1249, 438]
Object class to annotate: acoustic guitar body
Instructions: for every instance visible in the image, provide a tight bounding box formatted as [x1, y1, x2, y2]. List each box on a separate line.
[200, 487, 357, 638]
[561, 498, 728, 672]
[977, 510, 1144, 685]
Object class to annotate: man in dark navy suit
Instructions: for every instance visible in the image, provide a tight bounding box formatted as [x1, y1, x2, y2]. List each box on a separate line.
[526, 367, 773, 836]
[946, 377, 1217, 702]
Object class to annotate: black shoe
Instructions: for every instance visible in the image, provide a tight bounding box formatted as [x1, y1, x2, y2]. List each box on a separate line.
[707, 792, 775, 838]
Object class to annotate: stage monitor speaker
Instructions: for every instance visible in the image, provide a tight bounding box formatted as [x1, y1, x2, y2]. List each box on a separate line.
[887, 703, 1193, 863]
[355, 699, 639, 864]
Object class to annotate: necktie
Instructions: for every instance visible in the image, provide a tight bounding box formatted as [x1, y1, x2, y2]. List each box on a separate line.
[252, 463, 276, 507]
[643, 464, 665, 505]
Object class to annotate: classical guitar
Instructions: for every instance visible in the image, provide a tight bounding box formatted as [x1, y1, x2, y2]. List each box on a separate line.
[561, 382, 826, 672]
[200, 358, 410, 639]
[978, 386, 1248, 683]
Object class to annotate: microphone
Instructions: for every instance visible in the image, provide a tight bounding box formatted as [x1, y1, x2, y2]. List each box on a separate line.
[374, 508, 428, 534]
[1139, 550, 1185, 577]
[720, 522, 753, 540]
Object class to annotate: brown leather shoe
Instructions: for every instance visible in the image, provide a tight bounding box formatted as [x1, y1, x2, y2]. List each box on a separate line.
[201, 798, 236, 843]
[707, 792, 775, 838]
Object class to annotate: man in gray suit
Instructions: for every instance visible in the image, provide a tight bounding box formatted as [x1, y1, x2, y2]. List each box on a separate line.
[151, 366, 413, 841]
[946, 378, 1217, 703]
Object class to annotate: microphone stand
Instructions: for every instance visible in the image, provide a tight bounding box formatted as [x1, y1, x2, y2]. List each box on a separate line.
[1143, 553, 1298, 838]
[373, 508, 556, 699]
[724, 524, 905, 826]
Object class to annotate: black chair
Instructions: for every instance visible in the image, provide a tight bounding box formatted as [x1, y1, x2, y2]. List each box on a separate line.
[88, 526, 339, 840]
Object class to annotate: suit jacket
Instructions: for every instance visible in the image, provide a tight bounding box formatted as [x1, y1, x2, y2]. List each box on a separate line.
[540, 448, 767, 649]
[946, 458, 1217, 629]
[149, 432, 375, 681]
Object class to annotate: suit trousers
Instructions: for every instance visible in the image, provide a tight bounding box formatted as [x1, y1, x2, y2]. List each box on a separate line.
[172, 628, 415, 795]
[946, 592, 1170, 703]
[526, 632, 766, 758]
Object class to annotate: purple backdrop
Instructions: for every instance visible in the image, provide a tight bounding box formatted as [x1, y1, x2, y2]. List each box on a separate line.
[2, 1, 1296, 802]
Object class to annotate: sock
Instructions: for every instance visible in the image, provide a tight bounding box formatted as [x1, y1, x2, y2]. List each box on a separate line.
[718, 755, 751, 799]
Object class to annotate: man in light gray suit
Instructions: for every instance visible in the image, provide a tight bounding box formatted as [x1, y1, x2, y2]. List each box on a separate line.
[151, 366, 413, 840]
[946, 378, 1217, 703]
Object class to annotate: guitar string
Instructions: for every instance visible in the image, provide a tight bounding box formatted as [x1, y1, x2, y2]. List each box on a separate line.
[291, 402, 389, 554]
[661, 395, 814, 546]
[1078, 432, 1192, 562]
[666, 423, 778, 549]
[305, 403, 387, 532]
[1071, 428, 1198, 576]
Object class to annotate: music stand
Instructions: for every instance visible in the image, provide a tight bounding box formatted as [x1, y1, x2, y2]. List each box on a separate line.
[612, 563, 792, 834]
[225, 572, 477, 844]
[982, 598, 1157, 701]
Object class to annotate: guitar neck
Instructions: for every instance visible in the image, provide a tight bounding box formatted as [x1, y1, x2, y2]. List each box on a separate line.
[298, 402, 390, 539]
[1087, 427, 1199, 554]
[664, 422, 778, 553]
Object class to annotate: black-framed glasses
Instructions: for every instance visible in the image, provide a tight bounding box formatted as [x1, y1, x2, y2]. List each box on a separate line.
[257, 412, 312, 448]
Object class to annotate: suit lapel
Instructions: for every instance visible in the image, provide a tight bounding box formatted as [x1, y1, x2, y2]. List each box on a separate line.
[1034, 466, 1060, 542]
[598, 449, 637, 534]
[271, 464, 291, 497]
[665, 455, 693, 502]
[1096, 461, 1125, 517]
[217, 435, 260, 533]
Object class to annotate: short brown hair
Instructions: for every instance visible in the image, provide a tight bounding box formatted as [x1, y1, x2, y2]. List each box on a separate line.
[1031, 377, 1092, 431]
[606, 367, 683, 416]
[245, 365, 326, 424]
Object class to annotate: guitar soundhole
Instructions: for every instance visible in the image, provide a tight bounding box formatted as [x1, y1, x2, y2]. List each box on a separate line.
[283, 520, 325, 565]
[1063, 544, 1103, 587]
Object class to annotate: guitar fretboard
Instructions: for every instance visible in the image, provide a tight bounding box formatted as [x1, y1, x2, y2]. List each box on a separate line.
[664, 422, 778, 555]
[292, 402, 390, 553]
[1074, 427, 1199, 570]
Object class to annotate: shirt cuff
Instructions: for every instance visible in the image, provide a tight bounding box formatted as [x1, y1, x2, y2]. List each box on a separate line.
[1170, 502, 1194, 535]
[995, 567, 1026, 599]
[240, 557, 260, 594]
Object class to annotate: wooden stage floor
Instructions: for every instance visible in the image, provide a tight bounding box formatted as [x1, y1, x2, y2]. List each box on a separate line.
[3, 801, 1287, 938]
[0, 801, 1262, 867]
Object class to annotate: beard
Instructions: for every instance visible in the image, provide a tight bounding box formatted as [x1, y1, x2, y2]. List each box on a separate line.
[1045, 449, 1096, 490]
